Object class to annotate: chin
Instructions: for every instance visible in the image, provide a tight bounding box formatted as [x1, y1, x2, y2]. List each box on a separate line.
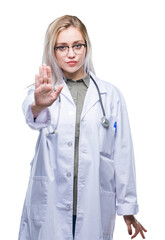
[64, 66, 83, 75]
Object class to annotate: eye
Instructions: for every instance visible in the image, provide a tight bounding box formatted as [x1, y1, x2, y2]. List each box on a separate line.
[73, 44, 82, 50]
[57, 46, 67, 51]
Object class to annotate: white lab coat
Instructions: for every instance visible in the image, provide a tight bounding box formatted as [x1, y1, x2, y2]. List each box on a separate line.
[18, 72, 139, 240]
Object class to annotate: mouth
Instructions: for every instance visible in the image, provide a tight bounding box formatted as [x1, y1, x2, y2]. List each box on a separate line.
[67, 61, 77, 66]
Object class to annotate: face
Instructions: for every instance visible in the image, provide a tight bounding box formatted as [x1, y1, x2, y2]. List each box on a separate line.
[55, 26, 87, 80]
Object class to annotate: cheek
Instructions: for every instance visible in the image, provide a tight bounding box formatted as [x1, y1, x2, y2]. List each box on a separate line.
[55, 55, 64, 68]
[79, 53, 86, 65]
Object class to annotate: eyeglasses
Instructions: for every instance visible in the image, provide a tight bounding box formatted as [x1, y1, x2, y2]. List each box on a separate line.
[54, 43, 87, 56]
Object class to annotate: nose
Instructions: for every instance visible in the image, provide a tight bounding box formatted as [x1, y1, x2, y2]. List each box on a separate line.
[67, 47, 76, 58]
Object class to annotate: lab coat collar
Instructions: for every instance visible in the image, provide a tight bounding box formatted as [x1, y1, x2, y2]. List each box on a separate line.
[80, 72, 107, 120]
[60, 80, 75, 105]
[60, 72, 107, 118]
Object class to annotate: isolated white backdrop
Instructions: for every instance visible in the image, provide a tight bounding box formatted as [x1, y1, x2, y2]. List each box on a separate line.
[0, 0, 164, 239]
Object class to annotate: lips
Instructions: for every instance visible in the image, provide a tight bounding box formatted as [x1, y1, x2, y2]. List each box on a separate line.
[67, 61, 77, 66]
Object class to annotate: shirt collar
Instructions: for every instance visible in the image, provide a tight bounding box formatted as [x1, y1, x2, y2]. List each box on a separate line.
[65, 74, 90, 88]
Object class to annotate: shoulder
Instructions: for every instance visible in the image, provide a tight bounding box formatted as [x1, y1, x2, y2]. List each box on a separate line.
[90, 72, 125, 105]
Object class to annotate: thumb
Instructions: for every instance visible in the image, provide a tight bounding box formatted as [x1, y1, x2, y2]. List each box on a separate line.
[54, 84, 63, 99]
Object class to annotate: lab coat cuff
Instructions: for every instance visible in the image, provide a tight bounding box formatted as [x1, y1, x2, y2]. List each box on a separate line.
[26, 105, 51, 130]
[116, 204, 139, 216]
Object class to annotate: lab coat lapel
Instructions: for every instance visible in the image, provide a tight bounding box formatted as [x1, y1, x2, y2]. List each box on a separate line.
[60, 80, 75, 105]
[81, 75, 107, 120]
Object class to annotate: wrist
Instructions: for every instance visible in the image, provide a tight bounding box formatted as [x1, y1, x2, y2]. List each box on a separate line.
[31, 102, 46, 118]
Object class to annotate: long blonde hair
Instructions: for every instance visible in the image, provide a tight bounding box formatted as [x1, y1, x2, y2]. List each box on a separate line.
[42, 15, 95, 85]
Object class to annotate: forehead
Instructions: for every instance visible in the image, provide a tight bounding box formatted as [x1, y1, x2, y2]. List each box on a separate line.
[56, 26, 84, 44]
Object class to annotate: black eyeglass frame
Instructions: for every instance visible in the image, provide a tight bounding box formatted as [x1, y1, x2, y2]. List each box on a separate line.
[54, 43, 87, 52]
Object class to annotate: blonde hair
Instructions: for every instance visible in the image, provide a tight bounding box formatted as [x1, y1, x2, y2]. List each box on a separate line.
[42, 15, 95, 85]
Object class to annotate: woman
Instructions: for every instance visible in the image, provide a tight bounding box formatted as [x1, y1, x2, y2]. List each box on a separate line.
[19, 15, 147, 240]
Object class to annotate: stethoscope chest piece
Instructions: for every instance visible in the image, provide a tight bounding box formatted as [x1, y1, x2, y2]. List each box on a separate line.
[101, 116, 109, 128]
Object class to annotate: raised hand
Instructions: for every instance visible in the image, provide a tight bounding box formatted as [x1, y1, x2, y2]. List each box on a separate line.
[31, 64, 63, 118]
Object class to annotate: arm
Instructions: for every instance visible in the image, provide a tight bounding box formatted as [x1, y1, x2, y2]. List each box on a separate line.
[113, 90, 147, 238]
[114, 91, 138, 215]
[23, 64, 63, 130]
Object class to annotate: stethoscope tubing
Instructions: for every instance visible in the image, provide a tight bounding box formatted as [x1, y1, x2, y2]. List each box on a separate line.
[50, 75, 109, 134]
[89, 75, 106, 117]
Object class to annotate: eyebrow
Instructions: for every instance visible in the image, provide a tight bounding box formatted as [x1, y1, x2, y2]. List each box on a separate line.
[55, 40, 85, 46]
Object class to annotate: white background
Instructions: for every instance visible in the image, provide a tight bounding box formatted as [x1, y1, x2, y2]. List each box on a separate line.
[0, 0, 164, 239]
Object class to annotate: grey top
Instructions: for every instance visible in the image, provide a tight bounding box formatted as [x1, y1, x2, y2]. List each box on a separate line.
[66, 74, 90, 215]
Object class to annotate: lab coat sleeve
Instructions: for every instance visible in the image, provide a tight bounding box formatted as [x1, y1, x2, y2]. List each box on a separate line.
[114, 90, 139, 216]
[22, 85, 51, 130]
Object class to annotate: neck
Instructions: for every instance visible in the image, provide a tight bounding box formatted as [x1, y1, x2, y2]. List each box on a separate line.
[64, 69, 87, 81]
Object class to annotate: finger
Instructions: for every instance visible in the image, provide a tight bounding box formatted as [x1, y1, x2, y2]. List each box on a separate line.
[43, 64, 48, 84]
[131, 226, 146, 239]
[130, 220, 139, 239]
[139, 227, 146, 239]
[35, 74, 39, 88]
[131, 226, 140, 239]
[131, 221, 147, 239]
[39, 66, 44, 84]
[46, 66, 51, 83]
[131, 227, 139, 239]
[54, 85, 63, 99]
[137, 223, 146, 239]
[138, 222, 147, 232]
[126, 223, 132, 236]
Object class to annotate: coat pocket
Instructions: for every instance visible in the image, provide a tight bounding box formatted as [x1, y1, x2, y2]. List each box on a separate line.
[99, 119, 116, 158]
[26, 176, 49, 222]
[100, 189, 116, 236]
[100, 154, 115, 193]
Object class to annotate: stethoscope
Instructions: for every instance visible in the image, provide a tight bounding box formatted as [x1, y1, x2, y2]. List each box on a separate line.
[90, 75, 109, 128]
[50, 75, 109, 134]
